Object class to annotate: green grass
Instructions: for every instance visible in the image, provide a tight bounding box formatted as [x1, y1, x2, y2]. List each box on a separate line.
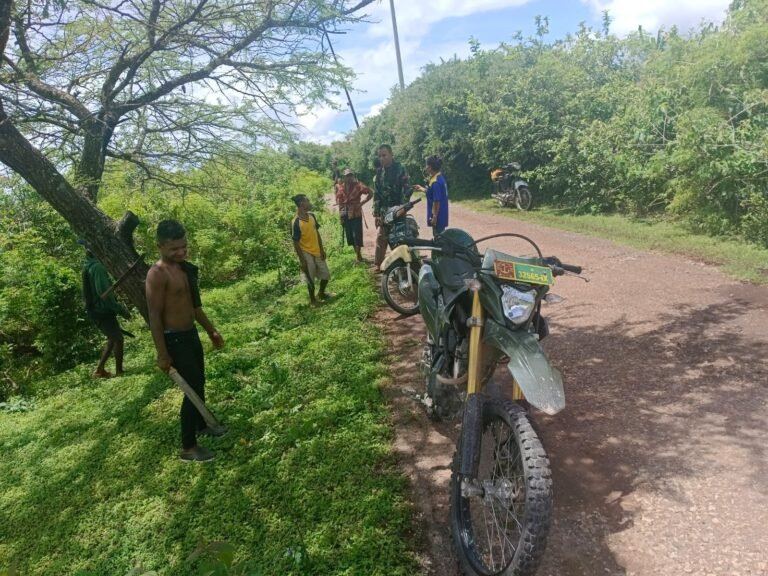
[0, 235, 419, 575]
[458, 198, 768, 284]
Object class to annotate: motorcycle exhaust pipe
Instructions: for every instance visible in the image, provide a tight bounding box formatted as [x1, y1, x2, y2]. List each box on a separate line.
[458, 394, 484, 478]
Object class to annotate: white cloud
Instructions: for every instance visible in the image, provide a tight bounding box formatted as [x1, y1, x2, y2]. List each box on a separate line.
[304, 129, 347, 145]
[582, 0, 731, 35]
[364, 99, 389, 120]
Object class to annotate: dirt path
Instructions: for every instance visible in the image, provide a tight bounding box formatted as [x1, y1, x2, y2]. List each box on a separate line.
[345, 197, 768, 576]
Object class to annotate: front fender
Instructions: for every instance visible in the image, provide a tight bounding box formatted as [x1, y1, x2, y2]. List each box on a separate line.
[380, 244, 414, 271]
[483, 319, 565, 415]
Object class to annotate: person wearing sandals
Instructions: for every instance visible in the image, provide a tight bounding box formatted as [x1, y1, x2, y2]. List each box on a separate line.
[337, 168, 372, 264]
[292, 194, 334, 304]
[80, 241, 131, 379]
[146, 220, 225, 463]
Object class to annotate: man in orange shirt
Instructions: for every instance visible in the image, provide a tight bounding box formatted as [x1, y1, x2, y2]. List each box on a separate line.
[336, 168, 373, 263]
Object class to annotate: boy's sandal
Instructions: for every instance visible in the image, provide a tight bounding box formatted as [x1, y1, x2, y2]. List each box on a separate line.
[93, 370, 113, 379]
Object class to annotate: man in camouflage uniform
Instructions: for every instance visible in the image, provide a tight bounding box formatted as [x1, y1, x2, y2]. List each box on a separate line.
[373, 144, 412, 267]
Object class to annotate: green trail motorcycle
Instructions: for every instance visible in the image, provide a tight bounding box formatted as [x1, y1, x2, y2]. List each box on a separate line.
[401, 229, 584, 576]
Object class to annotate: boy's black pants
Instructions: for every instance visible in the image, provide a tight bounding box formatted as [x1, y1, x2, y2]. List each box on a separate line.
[165, 328, 206, 449]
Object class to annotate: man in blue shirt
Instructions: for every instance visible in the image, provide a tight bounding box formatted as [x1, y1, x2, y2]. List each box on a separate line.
[414, 155, 449, 235]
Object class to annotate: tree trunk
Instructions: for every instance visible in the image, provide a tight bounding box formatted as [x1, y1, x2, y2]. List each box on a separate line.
[0, 102, 150, 321]
[78, 114, 116, 202]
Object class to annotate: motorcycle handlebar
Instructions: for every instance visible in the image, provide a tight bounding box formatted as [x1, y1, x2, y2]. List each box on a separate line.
[400, 244, 584, 275]
[544, 256, 582, 276]
[402, 237, 437, 248]
[399, 198, 421, 212]
[560, 262, 582, 274]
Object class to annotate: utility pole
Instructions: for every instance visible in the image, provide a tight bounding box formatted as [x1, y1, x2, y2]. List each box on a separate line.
[389, 0, 405, 90]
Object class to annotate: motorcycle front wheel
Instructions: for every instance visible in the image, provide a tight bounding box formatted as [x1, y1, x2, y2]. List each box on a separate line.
[450, 399, 552, 576]
[515, 186, 532, 211]
[381, 260, 420, 316]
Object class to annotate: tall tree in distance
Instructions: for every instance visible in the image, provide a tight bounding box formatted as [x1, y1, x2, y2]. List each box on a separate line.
[0, 0, 374, 319]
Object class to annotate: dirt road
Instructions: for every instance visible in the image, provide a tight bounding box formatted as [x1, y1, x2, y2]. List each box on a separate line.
[347, 197, 768, 576]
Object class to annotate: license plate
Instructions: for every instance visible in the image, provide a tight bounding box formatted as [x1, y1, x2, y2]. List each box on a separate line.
[493, 260, 553, 286]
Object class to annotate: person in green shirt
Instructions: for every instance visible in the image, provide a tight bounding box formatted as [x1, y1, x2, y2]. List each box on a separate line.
[373, 144, 412, 266]
[81, 242, 130, 378]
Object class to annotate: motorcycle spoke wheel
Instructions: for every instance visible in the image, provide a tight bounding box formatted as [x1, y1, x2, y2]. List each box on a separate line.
[381, 262, 420, 316]
[451, 399, 552, 576]
[515, 187, 532, 211]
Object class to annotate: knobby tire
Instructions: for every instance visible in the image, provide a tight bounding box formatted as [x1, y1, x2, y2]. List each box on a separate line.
[450, 399, 552, 576]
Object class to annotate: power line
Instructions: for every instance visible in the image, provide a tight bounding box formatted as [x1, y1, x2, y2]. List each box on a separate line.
[323, 26, 360, 129]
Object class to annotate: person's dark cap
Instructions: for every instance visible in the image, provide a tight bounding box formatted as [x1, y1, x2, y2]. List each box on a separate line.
[291, 194, 308, 206]
[343, 168, 354, 176]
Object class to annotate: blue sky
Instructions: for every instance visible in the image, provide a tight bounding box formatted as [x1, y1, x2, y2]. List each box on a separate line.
[297, 0, 732, 143]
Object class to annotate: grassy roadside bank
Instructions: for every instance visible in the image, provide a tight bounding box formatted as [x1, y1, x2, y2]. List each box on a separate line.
[458, 199, 768, 284]
[0, 233, 419, 575]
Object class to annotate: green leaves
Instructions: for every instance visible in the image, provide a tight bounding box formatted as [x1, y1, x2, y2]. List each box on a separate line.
[99, 152, 328, 287]
[0, 189, 97, 398]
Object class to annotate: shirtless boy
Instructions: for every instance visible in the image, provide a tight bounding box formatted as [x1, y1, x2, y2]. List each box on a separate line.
[146, 219, 224, 462]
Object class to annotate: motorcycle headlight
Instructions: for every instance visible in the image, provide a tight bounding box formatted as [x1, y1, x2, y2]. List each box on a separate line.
[500, 285, 537, 325]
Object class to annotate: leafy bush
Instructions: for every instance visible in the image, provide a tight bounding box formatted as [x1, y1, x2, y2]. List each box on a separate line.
[99, 151, 330, 286]
[741, 192, 768, 245]
[0, 188, 97, 398]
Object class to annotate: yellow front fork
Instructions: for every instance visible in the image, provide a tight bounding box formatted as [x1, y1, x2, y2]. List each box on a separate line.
[466, 286, 484, 396]
[512, 379, 524, 400]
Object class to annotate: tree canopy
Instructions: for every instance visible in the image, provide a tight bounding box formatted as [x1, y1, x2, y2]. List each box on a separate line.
[2, 0, 373, 198]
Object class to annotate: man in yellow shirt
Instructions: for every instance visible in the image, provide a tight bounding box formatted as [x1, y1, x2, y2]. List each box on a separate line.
[291, 194, 332, 304]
